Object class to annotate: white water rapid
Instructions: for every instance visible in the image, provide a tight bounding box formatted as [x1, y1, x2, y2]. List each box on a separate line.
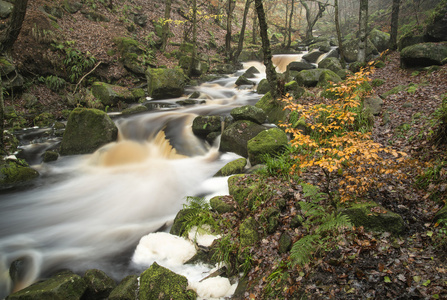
[0, 56, 303, 299]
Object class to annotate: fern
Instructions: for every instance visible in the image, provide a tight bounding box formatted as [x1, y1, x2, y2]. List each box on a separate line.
[290, 184, 352, 267]
[181, 196, 219, 237]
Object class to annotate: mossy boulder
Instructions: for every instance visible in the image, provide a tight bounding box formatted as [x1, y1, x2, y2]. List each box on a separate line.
[219, 120, 266, 158]
[343, 38, 379, 63]
[247, 128, 288, 165]
[108, 275, 138, 300]
[278, 232, 293, 254]
[228, 174, 265, 209]
[363, 95, 384, 116]
[230, 105, 266, 124]
[260, 207, 280, 234]
[91, 82, 138, 107]
[302, 49, 325, 63]
[256, 78, 270, 94]
[318, 57, 346, 79]
[6, 271, 87, 300]
[425, 0, 447, 42]
[60, 108, 118, 155]
[63, 0, 83, 14]
[43, 150, 59, 163]
[170, 208, 194, 237]
[317, 69, 342, 87]
[192, 115, 222, 139]
[243, 66, 261, 78]
[215, 157, 247, 177]
[210, 196, 236, 214]
[295, 69, 341, 87]
[284, 81, 305, 98]
[235, 75, 255, 87]
[0, 55, 15, 76]
[0, 0, 13, 19]
[341, 202, 405, 235]
[139, 262, 196, 300]
[83, 269, 116, 299]
[33, 112, 55, 127]
[146, 67, 187, 99]
[178, 56, 209, 76]
[255, 91, 289, 124]
[239, 217, 260, 247]
[400, 42, 447, 68]
[121, 104, 148, 115]
[114, 37, 148, 75]
[0, 159, 39, 188]
[369, 28, 390, 52]
[286, 60, 316, 72]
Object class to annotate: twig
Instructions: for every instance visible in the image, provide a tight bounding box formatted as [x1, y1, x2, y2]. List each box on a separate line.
[74, 61, 102, 94]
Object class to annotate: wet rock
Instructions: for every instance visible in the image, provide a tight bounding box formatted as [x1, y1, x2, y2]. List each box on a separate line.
[302, 49, 325, 64]
[108, 275, 138, 300]
[83, 269, 116, 299]
[242, 66, 260, 78]
[247, 128, 288, 166]
[231, 105, 266, 124]
[60, 108, 118, 155]
[215, 157, 247, 177]
[192, 115, 222, 139]
[235, 75, 255, 87]
[6, 270, 87, 300]
[91, 82, 138, 107]
[211, 63, 238, 74]
[400, 42, 447, 68]
[139, 262, 196, 300]
[146, 67, 187, 99]
[121, 104, 148, 115]
[219, 120, 266, 158]
[341, 202, 405, 235]
[43, 150, 59, 163]
[178, 56, 209, 76]
[286, 60, 316, 72]
[170, 208, 194, 237]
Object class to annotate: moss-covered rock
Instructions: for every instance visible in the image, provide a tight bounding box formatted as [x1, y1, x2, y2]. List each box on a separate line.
[227, 174, 267, 209]
[192, 115, 222, 139]
[235, 75, 255, 87]
[294, 69, 325, 87]
[400, 42, 447, 68]
[0, 159, 39, 188]
[0, 0, 13, 19]
[302, 49, 325, 63]
[33, 112, 55, 127]
[318, 57, 345, 78]
[146, 67, 187, 99]
[215, 157, 247, 177]
[83, 269, 116, 299]
[108, 275, 138, 300]
[6, 271, 87, 300]
[317, 69, 342, 87]
[91, 82, 138, 107]
[63, 0, 83, 14]
[343, 38, 379, 63]
[260, 207, 280, 234]
[425, 0, 447, 42]
[210, 196, 236, 214]
[363, 95, 384, 116]
[178, 56, 209, 76]
[284, 80, 306, 98]
[369, 28, 390, 52]
[247, 128, 288, 165]
[43, 150, 59, 163]
[256, 78, 270, 94]
[239, 217, 260, 247]
[121, 104, 148, 115]
[278, 232, 293, 254]
[341, 202, 405, 235]
[139, 262, 196, 300]
[60, 108, 118, 155]
[0, 55, 16, 76]
[219, 120, 266, 158]
[230, 105, 266, 124]
[170, 208, 194, 237]
[255, 92, 289, 124]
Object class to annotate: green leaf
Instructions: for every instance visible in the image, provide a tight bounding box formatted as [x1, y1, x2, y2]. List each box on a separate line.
[422, 279, 431, 287]
[427, 231, 434, 237]
[384, 276, 391, 283]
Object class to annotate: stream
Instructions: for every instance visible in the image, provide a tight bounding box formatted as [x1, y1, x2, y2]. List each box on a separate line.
[0, 56, 307, 298]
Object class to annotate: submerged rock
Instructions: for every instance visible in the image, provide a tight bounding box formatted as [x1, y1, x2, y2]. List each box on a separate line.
[60, 108, 118, 155]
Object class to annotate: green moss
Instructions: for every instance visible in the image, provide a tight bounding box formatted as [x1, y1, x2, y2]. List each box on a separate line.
[239, 217, 260, 247]
[215, 158, 247, 176]
[0, 159, 39, 186]
[255, 92, 288, 124]
[139, 262, 196, 300]
[209, 196, 235, 214]
[34, 112, 55, 127]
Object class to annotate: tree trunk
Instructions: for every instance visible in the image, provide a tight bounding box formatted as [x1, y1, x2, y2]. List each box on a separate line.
[225, 0, 236, 60]
[357, 0, 368, 63]
[0, 0, 28, 53]
[161, 0, 172, 51]
[233, 0, 253, 63]
[0, 75, 3, 152]
[254, 0, 279, 98]
[299, 0, 328, 42]
[334, 0, 345, 66]
[188, 0, 197, 77]
[287, 0, 295, 48]
[252, 10, 257, 44]
[284, 0, 289, 45]
[389, 0, 400, 51]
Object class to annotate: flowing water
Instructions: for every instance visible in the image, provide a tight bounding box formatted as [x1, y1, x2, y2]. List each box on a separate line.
[0, 56, 307, 298]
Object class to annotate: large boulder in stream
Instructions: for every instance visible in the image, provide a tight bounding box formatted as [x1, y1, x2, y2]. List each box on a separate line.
[139, 262, 196, 300]
[60, 108, 118, 155]
[230, 105, 266, 124]
[219, 120, 266, 158]
[400, 42, 447, 68]
[146, 67, 187, 99]
[6, 271, 87, 300]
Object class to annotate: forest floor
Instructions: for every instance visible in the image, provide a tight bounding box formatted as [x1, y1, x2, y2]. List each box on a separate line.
[225, 52, 447, 299]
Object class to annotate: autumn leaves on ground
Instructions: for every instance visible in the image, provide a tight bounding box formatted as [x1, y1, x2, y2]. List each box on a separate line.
[212, 53, 447, 299]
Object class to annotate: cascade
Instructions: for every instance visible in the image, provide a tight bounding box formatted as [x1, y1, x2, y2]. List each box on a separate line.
[0, 55, 303, 298]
